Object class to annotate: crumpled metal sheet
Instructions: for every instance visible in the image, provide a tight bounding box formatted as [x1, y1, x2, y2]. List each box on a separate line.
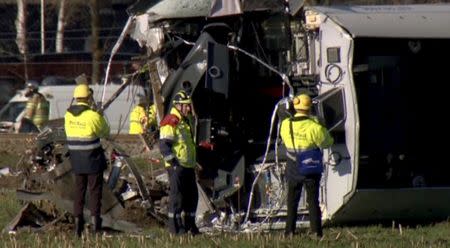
[129, 0, 211, 21]
[209, 0, 242, 18]
[130, 15, 165, 50]
[0, 167, 19, 177]
[128, 0, 284, 21]
[2, 203, 50, 234]
[7, 130, 144, 233]
[15, 172, 142, 233]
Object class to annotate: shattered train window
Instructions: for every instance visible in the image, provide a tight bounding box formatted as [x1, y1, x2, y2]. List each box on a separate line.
[315, 88, 345, 131]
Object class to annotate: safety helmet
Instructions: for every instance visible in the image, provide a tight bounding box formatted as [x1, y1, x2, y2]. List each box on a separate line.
[293, 94, 312, 111]
[73, 84, 90, 98]
[25, 80, 39, 90]
[172, 90, 192, 104]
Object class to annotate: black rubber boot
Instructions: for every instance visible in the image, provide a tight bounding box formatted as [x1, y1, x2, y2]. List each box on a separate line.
[75, 216, 85, 237]
[184, 216, 200, 235]
[91, 216, 102, 234]
[167, 216, 186, 235]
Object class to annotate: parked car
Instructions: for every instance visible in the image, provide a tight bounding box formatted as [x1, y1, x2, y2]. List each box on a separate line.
[0, 83, 144, 133]
[41, 76, 76, 86]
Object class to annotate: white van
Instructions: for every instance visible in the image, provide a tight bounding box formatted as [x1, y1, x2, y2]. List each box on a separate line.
[0, 84, 144, 134]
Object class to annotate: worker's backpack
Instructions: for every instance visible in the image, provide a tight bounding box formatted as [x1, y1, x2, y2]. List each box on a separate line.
[289, 117, 324, 175]
[295, 148, 323, 175]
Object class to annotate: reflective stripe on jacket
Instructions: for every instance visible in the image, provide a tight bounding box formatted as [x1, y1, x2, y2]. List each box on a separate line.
[280, 113, 333, 156]
[159, 107, 196, 168]
[24, 93, 49, 129]
[65, 102, 110, 174]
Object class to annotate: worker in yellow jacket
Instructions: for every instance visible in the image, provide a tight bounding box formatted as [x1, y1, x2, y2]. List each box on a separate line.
[65, 84, 110, 237]
[129, 95, 158, 134]
[129, 95, 148, 134]
[148, 104, 157, 128]
[280, 94, 333, 237]
[23, 81, 49, 131]
[159, 89, 199, 235]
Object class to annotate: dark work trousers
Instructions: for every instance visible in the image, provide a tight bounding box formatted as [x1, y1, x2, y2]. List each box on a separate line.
[73, 173, 104, 218]
[285, 159, 323, 237]
[167, 166, 199, 234]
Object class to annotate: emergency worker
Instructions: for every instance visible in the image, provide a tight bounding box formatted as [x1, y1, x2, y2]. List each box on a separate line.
[148, 103, 157, 129]
[129, 95, 158, 134]
[23, 81, 49, 130]
[129, 95, 149, 134]
[280, 94, 333, 237]
[159, 90, 199, 235]
[65, 84, 110, 237]
[74, 73, 98, 110]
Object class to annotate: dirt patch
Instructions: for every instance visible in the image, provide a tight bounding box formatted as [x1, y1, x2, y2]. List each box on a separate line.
[0, 175, 23, 189]
[118, 199, 161, 228]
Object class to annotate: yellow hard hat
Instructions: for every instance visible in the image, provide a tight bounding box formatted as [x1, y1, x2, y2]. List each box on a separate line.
[293, 94, 312, 111]
[172, 90, 192, 104]
[73, 84, 90, 98]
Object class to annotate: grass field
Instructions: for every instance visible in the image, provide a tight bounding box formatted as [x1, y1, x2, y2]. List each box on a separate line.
[1, 154, 450, 247]
[2, 190, 450, 248]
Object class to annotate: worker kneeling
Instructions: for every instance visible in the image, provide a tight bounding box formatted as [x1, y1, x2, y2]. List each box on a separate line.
[159, 89, 199, 235]
[65, 84, 110, 237]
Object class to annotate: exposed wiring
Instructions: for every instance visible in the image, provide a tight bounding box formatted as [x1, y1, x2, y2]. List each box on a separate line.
[240, 163, 287, 232]
[256, 187, 287, 230]
[227, 44, 294, 98]
[273, 119, 282, 182]
[324, 63, 343, 85]
[243, 97, 289, 224]
[173, 35, 196, 46]
[250, 22, 270, 63]
[101, 16, 134, 105]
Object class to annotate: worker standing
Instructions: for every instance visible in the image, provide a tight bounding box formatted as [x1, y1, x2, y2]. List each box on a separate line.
[129, 95, 158, 134]
[148, 103, 157, 129]
[65, 84, 110, 237]
[129, 95, 149, 134]
[159, 90, 199, 235]
[280, 94, 333, 237]
[75, 73, 98, 111]
[22, 81, 49, 131]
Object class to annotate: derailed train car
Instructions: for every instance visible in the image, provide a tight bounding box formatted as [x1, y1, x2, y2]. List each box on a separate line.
[126, 0, 450, 228]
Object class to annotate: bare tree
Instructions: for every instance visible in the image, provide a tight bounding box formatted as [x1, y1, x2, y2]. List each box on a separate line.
[15, 0, 28, 80]
[90, 0, 101, 84]
[40, 0, 45, 53]
[47, 0, 86, 53]
[55, 0, 66, 53]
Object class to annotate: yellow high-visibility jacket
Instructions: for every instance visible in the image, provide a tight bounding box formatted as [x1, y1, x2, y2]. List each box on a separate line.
[280, 112, 333, 160]
[65, 102, 110, 174]
[24, 93, 49, 129]
[129, 105, 147, 134]
[148, 104, 157, 127]
[159, 107, 196, 168]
